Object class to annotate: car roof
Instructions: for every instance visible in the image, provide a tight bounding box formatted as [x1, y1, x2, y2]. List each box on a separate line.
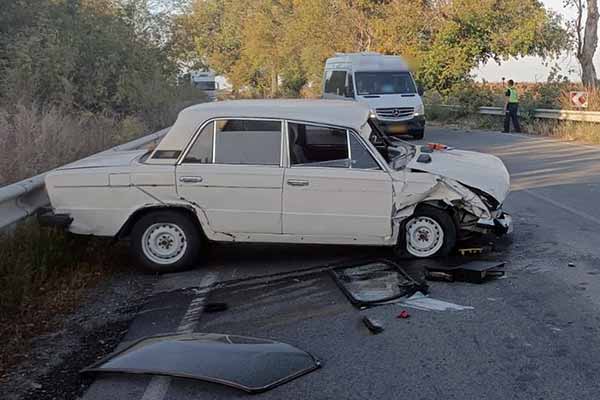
[152, 99, 371, 154]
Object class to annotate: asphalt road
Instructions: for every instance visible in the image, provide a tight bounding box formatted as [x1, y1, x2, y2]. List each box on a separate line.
[83, 127, 600, 400]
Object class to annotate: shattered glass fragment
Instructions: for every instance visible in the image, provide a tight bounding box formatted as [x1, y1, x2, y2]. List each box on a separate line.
[330, 259, 426, 307]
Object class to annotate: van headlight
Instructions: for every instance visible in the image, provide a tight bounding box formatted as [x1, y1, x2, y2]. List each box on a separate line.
[414, 104, 424, 117]
[369, 109, 378, 119]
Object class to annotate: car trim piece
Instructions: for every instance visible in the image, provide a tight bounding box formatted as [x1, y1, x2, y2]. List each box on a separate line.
[82, 332, 321, 394]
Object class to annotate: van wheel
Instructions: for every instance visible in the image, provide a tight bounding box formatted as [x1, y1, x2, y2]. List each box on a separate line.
[130, 210, 203, 273]
[395, 205, 456, 258]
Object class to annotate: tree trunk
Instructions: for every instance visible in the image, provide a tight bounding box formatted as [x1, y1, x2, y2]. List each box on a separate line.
[579, 0, 599, 87]
[270, 68, 278, 98]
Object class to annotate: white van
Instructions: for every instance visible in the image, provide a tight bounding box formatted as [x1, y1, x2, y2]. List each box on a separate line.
[322, 52, 425, 139]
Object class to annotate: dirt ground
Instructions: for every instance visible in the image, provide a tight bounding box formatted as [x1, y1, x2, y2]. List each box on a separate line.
[1, 271, 157, 400]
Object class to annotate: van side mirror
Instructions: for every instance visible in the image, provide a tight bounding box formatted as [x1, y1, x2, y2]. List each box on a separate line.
[417, 84, 425, 96]
[344, 86, 355, 98]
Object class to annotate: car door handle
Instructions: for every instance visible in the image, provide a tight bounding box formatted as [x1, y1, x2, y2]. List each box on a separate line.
[179, 176, 203, 183]
[287, 179, 309, 187]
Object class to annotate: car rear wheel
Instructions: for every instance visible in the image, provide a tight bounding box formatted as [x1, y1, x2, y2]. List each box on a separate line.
[396, 205, 456, 258]
[130, 210, 202, 273]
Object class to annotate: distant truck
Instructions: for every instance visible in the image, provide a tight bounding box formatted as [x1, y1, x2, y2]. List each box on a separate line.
[190, 70, 218, 101]
[322, 52, 425, 139]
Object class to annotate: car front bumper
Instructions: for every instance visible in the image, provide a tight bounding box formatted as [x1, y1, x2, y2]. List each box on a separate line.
[476, 212, 513, 236]
[373, 115, 425, 136]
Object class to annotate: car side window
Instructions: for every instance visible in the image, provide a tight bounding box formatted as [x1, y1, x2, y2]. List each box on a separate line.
[183, 122, 214, 163]
[349, 134, 380, 170]
[288, 123, 350, 168]
[324, 70, 347, 96]
[214, 119, 282, 165]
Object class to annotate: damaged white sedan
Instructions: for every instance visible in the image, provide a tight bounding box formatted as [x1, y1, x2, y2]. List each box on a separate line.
[43, 100, 511, 272]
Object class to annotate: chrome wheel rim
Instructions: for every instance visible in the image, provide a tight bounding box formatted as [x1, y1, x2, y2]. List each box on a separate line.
[405, 216, 444, 257]
[141, 223, 187, 265]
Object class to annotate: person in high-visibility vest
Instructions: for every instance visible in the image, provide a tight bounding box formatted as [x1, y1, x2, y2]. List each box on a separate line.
[503, 79, 521, 133]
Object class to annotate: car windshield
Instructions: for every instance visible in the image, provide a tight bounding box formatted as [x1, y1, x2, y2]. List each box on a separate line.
[355, 71, 416, 95]
[365, 120, 416, 170]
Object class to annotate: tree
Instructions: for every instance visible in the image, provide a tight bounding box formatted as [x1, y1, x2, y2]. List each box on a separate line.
[376, 0, 568, 92]
[177, 0, 568, 95]
[568, 0, 599, 87]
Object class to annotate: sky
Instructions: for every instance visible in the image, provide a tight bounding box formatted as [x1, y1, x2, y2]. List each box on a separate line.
[474, 0, 589, 83]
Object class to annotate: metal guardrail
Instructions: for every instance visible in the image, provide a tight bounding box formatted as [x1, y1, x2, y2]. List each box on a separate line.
[0, 127, 169, 231]
[456, 105, 600, 123]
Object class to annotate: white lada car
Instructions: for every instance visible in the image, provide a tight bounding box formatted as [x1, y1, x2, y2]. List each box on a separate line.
[42, 100, 512, 272]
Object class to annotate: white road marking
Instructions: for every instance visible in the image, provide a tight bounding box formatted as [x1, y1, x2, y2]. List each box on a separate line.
[522, 188, 600, 226]
[139, 273, 218, 400]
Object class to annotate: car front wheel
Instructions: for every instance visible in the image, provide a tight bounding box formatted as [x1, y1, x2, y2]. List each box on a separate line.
[396, 205, 456, 258]
[130, 210, 202, 273]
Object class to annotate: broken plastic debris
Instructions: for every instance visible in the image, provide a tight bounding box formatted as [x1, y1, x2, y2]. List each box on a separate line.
[82, 333, 320, 393]
[397, 310, 410, 319]
[362, 316, 384, 334]
[426, 143, 450, 151]
[425, 270, 454, 282]
[425, 260, 505, 284]
[568, 262, 576, 268]
[458, 247, 485, 256]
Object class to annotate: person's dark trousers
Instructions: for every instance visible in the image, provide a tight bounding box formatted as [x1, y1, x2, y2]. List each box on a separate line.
[503, 103, 521, 133]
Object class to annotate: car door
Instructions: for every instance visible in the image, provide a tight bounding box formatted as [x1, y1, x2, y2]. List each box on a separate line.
[282, 122, 393, 240]
[176, 119, 284, 234]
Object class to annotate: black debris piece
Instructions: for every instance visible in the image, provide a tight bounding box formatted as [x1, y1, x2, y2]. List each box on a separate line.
[425, 260, 505, 284]
[204, 302, 228, 313]
[81, 333, 320, 394]
[424, 270, 454, 282]
[362, 316, 384, 334]
[330, 259, 428, 308]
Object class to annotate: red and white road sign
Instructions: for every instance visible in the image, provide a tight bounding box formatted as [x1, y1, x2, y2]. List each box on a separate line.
[570, 91, 588, 108]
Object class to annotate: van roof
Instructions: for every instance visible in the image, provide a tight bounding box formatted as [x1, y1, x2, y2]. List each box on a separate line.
[152, 99, 371, 154]
[325, 52, 409, 72]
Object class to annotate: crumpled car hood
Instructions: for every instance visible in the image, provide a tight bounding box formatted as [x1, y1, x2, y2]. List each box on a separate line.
[58, 149, 147, 170]
[407, 148, 510, 203]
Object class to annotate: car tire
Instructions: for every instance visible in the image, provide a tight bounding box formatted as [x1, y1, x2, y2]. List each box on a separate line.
[395, 205, 456, 258]
[412, 129, 424, 140]
[130, 210, 203, 273]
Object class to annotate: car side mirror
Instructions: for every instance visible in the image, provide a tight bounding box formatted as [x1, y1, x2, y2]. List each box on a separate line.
[345, 87, 355, 98]
[417, 85, 425, 96]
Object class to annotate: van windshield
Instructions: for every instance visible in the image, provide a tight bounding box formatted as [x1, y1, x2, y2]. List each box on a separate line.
[355, 72, 416, 95]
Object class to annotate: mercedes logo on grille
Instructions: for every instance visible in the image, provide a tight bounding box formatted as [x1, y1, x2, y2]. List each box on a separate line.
[392, 108, 401, 117]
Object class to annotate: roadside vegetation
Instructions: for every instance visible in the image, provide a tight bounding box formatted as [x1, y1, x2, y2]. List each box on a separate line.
[0, 0, 206, 187]
[425, 76, 600, 143]
[0, 223, 132, 376]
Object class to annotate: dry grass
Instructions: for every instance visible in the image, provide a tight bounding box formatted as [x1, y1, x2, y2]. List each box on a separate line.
[528, 120, 600, 144]
[0, 222, 131, 375]
[0, 104, 146, 186]
[428, 108, 600, 145]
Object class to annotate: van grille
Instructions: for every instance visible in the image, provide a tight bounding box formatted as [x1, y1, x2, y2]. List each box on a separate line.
[376, 107, 414, 120]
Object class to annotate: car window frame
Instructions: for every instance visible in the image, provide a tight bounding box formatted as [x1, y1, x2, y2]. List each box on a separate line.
[284, 120, 387, 172]
[178, 117, 285, 168]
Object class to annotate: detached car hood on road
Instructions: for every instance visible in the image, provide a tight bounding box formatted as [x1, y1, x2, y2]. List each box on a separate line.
[407, 148, 510, 203]
[58, 149, 147, 170]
